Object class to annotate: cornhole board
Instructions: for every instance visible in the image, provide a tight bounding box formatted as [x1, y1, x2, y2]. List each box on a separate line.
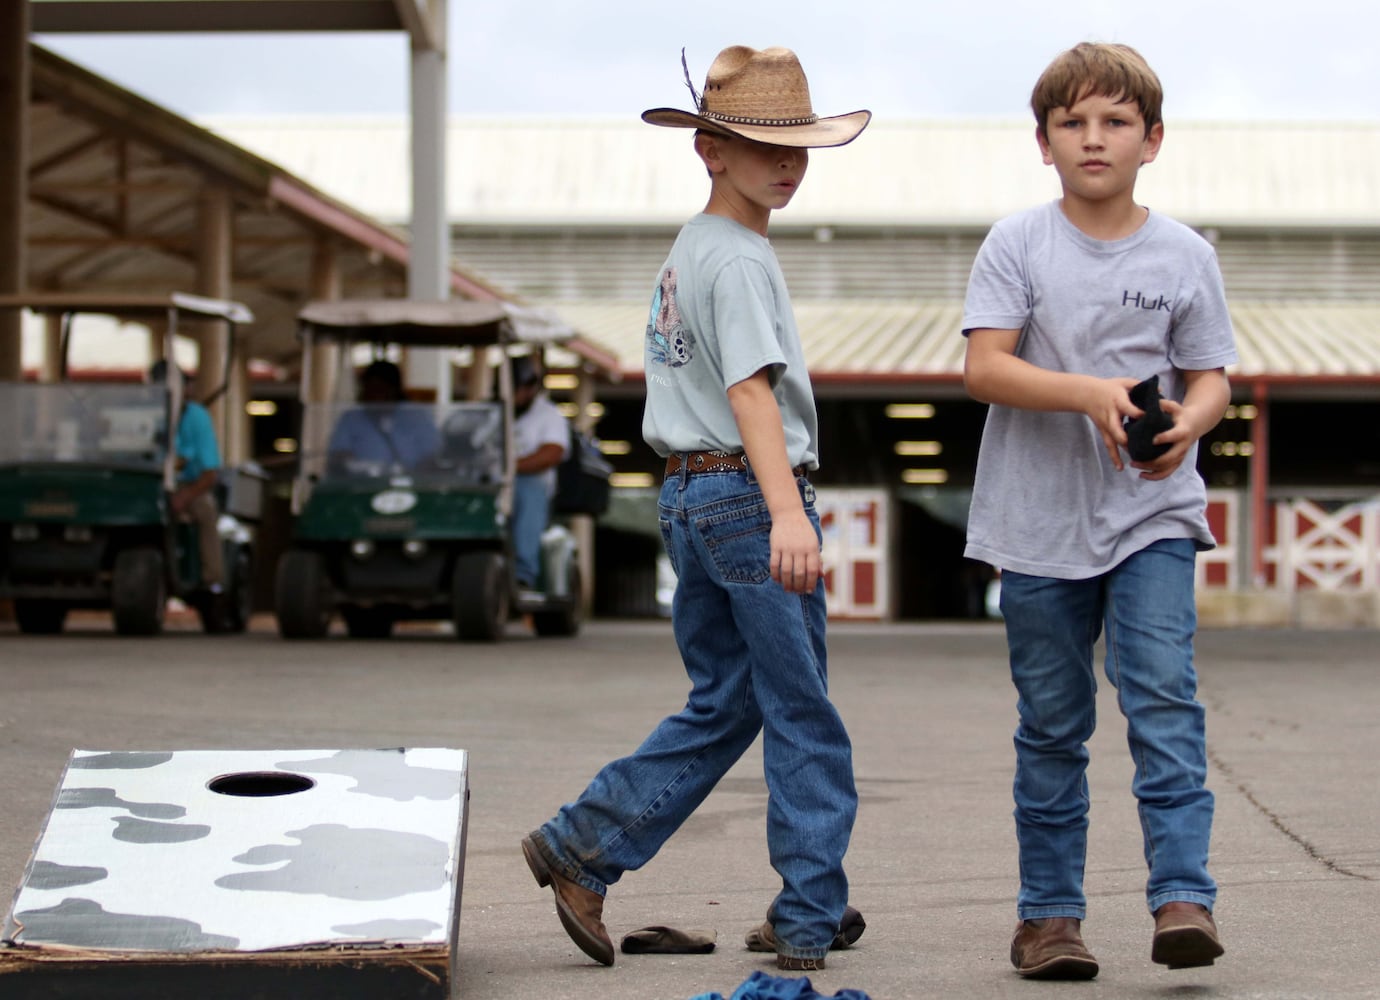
[0, 748, 469, 999]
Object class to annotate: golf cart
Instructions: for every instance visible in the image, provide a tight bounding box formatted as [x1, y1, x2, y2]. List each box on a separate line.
[274, 299, 601, 641]
[0, 293, 261, 635]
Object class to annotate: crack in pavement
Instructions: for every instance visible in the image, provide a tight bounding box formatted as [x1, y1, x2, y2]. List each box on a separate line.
[1208, 747, 1371, 881]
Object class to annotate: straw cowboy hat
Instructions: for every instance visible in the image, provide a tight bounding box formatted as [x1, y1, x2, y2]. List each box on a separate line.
[642, 46, 871, 148]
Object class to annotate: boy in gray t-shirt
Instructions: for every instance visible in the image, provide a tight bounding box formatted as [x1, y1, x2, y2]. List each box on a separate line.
[522, 46, 869, 972]
[962, 42, 1234, 980]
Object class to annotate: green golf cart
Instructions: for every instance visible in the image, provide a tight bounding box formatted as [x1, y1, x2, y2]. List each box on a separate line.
[0, 293, 261, 635]
[274, 299, 601, 641]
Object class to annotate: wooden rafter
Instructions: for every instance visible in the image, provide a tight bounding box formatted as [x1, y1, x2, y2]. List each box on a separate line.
[28, 130, 108, 180]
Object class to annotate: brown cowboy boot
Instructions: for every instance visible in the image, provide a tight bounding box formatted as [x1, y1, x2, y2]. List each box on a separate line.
[521, 833, 614, 966]
[745, 905, 867, 953]
[1152, 902, 1224, 969]
[1010, 917, 1099, 979]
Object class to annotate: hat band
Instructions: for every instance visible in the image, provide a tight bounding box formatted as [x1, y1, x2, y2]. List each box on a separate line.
[702, 109, 820, 127]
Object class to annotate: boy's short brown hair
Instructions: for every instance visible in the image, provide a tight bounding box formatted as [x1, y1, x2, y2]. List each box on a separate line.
[1030, 42, 1163, 138]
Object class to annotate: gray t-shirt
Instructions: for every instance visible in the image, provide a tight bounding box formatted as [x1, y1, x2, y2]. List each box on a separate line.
[962, 201, 1238, 580]
[642, 213, 819, 469]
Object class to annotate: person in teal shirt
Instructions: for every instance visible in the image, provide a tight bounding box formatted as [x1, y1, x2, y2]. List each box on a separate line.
[150, 361, 223, 591]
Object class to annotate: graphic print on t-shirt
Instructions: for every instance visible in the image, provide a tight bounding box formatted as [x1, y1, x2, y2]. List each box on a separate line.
[647, 267, 696, 368]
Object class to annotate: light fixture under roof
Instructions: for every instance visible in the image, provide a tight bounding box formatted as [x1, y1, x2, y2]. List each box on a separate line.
[610, 472, 655, 489]
[886, 403, 935, 419]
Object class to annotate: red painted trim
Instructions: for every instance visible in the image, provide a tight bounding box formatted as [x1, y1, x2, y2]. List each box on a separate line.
[613, 370, 1380, 387]
[1232, 374, 1380, 387]
[22, 362, 280, 383]
[812, 372, 970, 387]
[610, 371, 975, 386]
[566, 336, 622, 380]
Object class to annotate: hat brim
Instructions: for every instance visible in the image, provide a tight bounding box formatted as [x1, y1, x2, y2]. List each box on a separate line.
[641, 108, 871, 148]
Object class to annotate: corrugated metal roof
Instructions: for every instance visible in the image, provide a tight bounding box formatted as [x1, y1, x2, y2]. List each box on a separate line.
[205, 116, 1380, 229]
[555, 300, 1380, 386]
[1229, 302, 1380, 377]
[449, 229, 1380, 304]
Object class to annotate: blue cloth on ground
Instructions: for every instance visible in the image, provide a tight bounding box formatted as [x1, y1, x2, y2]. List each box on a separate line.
[690, 970, 872, 1000]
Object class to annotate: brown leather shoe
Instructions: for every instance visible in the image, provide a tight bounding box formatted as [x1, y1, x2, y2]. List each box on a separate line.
[745, 905, 867, 953]
[777, 954, 826, 971]
[521, 833, 614, 966]
[1010, 917, 1099, 980]
[1152, 902, 1224, 969]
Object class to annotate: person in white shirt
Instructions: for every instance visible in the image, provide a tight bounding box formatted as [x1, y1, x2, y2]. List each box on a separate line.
[510, 354, 568, 589]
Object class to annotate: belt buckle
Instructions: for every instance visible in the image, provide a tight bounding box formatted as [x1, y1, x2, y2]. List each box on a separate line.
[691, 453, 706, 470]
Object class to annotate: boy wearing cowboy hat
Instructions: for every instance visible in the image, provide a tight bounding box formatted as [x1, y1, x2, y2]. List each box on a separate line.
[522, 45, 869, 972]
[963, 42, 1233, 979]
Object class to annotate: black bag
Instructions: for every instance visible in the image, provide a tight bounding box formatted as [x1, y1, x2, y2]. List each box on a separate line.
[1123, 374, 1175, 462]
[554, 428, 613, 515]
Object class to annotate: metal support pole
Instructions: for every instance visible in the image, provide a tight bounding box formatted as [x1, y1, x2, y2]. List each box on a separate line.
[40, 314, 61, 383]
[406, 29, 451, 407]
[408, 45, 449, 305]
[308, 239, 342, 405]
[571, 374, 597, 614]
[196, 185, 238, 460]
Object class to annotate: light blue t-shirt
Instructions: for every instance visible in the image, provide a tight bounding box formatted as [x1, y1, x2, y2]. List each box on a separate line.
[328, 403, 440, 471]
[961, 201, 1238, 580]
[642, 213, 819, 470]
[175, 401, 221, 483]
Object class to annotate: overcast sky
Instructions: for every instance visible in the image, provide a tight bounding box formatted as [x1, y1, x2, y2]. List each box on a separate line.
[34, 0, 1380, 123]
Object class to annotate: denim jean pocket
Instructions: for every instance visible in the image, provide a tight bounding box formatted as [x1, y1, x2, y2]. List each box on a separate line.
[657, 515, 679, 577]
[695, 495, 773, 585]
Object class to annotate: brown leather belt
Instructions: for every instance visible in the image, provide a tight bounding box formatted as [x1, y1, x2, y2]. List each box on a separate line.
[665, 451, 807, 478]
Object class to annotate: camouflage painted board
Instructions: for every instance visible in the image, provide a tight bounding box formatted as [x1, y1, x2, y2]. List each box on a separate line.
[0, 748, 469, 999]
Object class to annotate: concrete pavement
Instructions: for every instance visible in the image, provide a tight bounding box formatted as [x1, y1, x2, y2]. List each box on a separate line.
[1, 617, 1376, 998]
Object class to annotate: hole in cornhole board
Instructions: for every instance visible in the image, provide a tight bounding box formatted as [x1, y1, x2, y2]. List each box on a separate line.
[207, 771, 316, 797]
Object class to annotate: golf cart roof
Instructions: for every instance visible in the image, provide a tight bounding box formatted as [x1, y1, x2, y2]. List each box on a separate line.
[298, 299, 563, 345]
[0, 292, 254, 324]
[297, 298, 621, 378]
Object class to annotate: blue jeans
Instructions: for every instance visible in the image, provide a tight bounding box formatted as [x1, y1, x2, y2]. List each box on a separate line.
[512, 473, 549, 586]
[998, 538, 1217, 919]
[535, 467, 856, 959]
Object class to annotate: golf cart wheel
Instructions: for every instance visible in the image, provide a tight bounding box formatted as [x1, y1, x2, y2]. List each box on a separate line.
[341, 605, 394, 639]
[13, 599, 68, 635]
[275, 549, 332, 639]
[451, 551, 508, 642]
[111, 547, 167, 636]
[532, 564, 583, 638]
